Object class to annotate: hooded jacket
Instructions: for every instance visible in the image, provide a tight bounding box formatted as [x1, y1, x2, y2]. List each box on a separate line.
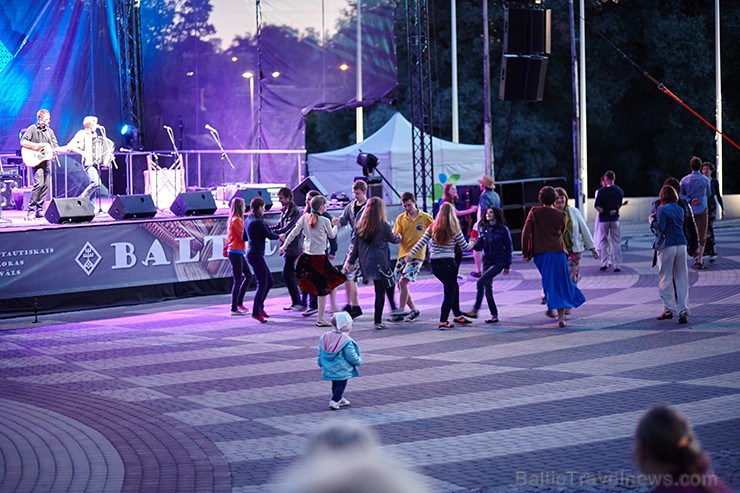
[318, 331, 362, 381]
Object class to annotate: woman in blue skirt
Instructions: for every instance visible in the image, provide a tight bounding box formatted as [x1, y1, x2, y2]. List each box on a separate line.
[521, 186, 586, 328]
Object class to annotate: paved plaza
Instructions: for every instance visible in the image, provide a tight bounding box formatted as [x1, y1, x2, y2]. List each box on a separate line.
[1, 220, 739, 492]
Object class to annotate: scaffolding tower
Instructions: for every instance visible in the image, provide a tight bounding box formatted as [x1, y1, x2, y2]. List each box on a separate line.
[405, 0, 435, 213]
[115, 0, 144, 148]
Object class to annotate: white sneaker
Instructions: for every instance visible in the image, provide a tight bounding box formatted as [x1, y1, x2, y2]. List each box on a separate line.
[338, 397, 351, 407]
[328, 400, 340, 410]
[230, 310, 246, 316]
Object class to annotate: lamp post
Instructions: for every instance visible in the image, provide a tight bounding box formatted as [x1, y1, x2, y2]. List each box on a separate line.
[242, 71, 255, 181]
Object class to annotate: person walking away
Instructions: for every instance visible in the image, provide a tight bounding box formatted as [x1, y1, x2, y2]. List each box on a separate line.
[594, 170, 625, 272]
[700, 162, 724, 263]
[282, 195, 345, 326]
[651, 185, 690, 324]
[224, 197, 252, 316]
[389, 192, 433, 323]
[246, 197, 280, 323]
[271, 187, 306, 311]
[406, 202, 475, 329]
[347, 197, 402, 330]
[521, 186, 586, 328]
[680, 156, 712, 269]
[318, 311, 361, 410]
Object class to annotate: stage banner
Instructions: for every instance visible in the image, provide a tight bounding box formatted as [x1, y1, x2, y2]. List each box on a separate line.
[0, 216, 352, 301]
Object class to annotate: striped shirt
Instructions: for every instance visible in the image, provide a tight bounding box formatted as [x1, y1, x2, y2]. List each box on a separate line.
[407, 230, 474, 259]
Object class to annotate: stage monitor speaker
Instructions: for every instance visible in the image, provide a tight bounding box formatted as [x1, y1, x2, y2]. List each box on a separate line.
[499, 55, 548, 102]
[230, 188, 273, 211]
[292, 176, 328, 207]
[503, 7, 551, 55]
[44, 198, 96, 224]
[109, 194, 157, 220]
[170, 191, 217, 216]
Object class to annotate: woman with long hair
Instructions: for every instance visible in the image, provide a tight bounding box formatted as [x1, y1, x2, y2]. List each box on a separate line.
[225, 197, 252, 315]
[246, 197, 280, 323]
[635, 404, 730, 493]
[463, 206, 512, 324]
[348, 197, 401, 330]
[406, 202, 475, 329]
[521, 186, 586, 328]
[281, 195, 345, 326]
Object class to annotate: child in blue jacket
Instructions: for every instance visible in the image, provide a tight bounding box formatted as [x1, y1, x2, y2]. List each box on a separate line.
[464, 207, 512, 323]
[318, 311, 362, 410]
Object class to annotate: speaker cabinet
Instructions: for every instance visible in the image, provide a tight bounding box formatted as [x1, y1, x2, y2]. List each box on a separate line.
[1, 175, 21, 209]
[503, 7, 551, 55]
[499, 55, 548, 102]
[292, 176, 328, 207]
[44, 198, 95, 224]
[170, 191, 217, 216]
[230, 188, 273, 211]
[109, 194, 157, 220]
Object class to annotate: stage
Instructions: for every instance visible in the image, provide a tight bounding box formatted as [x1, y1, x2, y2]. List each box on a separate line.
[0, 197, 355, 318]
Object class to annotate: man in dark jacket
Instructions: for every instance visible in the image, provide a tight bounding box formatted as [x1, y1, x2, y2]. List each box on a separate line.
[272, 187, 305, 310]
[594, 170, 625, 272]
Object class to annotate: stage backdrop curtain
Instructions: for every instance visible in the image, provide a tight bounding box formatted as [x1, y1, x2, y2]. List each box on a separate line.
[0, 1, 122, 165]
[140, 0, 397, 189]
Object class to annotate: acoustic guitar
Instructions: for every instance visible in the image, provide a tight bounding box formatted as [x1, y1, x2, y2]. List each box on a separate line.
[21, 143, 67, 168]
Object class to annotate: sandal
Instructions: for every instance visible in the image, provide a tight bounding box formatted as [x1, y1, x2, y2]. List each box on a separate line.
[484, 317, 499, 324]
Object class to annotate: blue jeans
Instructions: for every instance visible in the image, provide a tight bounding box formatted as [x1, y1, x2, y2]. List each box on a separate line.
[228, 253, 251, 311]
[247, 252, 274, 314]
[473, 263, 505, 316]
[331, 380, 347, 402]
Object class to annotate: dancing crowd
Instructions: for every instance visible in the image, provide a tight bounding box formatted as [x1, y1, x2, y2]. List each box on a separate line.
[226, 155, 725, 332]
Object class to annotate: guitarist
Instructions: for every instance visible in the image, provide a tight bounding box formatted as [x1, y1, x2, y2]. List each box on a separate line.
[20, 109, 65, 220]
[66, 115, 102, 201]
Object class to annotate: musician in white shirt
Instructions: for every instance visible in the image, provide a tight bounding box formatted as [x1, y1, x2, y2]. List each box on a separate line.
[67, 116, 102, 201]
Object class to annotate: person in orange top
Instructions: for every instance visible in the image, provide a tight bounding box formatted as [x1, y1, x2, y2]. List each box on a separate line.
[225, 197, 252, 315]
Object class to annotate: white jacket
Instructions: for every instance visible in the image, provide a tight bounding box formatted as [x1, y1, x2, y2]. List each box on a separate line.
[567, 206, 596, 254]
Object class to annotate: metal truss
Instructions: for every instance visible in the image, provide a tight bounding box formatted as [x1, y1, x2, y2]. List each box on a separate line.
[115, 0, 144, 147]
[405, 0, 435, 212]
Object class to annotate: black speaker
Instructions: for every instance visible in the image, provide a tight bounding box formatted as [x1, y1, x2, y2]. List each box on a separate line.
[170, 191, 217, 216]
[44, 198, 95, 224]
[499, 55, 548, 102]
[503, 7, 551, 55]
[230, 188, 273, 211]
[109, 194, 157, 220]
[292, 176, 328, 207]
[1, 176, 21, 209]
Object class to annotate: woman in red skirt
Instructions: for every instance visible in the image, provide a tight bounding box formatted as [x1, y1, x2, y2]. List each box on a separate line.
[281, 195, 345, 326]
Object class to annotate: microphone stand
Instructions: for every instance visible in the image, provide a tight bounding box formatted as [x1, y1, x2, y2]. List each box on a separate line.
[207, 126, 235, 206]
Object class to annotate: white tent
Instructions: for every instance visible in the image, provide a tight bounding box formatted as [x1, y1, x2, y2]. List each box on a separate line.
[306, 113, 485, 204]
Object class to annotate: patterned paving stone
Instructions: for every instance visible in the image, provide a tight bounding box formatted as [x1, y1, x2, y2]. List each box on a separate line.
[1, 220, 739, 492]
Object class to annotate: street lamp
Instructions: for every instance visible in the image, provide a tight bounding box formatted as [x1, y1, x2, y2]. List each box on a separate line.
[242, 71, 256, 180]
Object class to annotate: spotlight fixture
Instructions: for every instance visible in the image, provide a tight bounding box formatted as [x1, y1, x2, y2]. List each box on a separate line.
[356, 152, 379, 176]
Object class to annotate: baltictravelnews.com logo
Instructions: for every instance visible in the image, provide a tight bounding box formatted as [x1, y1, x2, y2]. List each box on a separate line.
[75, 241, 102, 276]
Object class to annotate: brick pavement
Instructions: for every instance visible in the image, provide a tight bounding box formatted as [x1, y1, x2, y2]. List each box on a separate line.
[1, 220, 739, 492]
